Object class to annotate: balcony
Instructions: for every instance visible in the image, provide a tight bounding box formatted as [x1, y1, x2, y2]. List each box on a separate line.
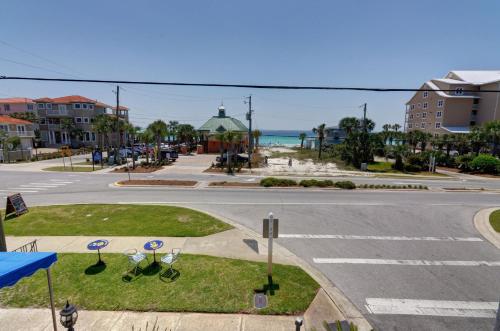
[8, 130, 35, 138]
[46, 109, 69, 116]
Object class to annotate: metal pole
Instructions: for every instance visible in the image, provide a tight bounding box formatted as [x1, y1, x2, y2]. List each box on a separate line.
[46, 268, 58, 331]
[246, 95, 253, 169]
[267, 212, 274, 277]
[494, 299, 500, 331]
[0, 211, 7, 252]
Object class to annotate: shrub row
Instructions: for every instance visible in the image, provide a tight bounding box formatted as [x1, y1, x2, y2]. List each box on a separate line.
[357, 183, 427, 190]
[260, 177, 356, 189]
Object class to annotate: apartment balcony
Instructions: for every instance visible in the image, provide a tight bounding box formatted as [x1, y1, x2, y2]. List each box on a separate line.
[47, 124, 62, 130]
[7, 131, 35, 138]
[46, 109, 69, 116]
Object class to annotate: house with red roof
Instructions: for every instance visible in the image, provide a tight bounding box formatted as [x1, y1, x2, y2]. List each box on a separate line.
[0, 98, 36, 116]
[0, 115, 36, 154]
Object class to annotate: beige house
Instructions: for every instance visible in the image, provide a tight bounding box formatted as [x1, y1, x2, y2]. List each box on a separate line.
[405, 70, 500, 136]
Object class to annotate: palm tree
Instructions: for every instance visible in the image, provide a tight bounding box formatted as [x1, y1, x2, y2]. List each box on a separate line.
[339, 117, 359, 134]
[215, 132, 226, 164]
[224, 131, 237, 173]
[418, 131, 432, 151]
[177, 124, 197, 149]
[441, 134, 454, 156]
[252, 130, 262, 150]
[168, 120, 179, 143]
[93, 114, 112, 165]
[138, 128, 154, 164]
[124, 124, 140, 168]
[299, 132, 307, 149]
[406, 130, 419, 153]
[312, 123, 326, 159]
[469, 126, 487, 155]
[484, 120, 500, 155]
[147, 120, 168, 161]
[392, 123, 401, 132]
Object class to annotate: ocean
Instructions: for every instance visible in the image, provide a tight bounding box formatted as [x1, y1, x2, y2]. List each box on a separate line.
[258, 130, 314, 147]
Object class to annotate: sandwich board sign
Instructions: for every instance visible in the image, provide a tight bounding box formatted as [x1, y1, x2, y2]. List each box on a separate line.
[6, 193, 28, 217]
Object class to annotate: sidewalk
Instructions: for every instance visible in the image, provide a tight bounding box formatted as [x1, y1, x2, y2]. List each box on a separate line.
[0, 308, 296, 331]
[6, 229, 294, 265]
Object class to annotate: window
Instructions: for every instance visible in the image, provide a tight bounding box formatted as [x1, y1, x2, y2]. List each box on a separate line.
[472, 110, 478, 116]
[83, 117, 89, 123]
[0, 124, 8, 132]
[37, 103, 45, 110]
[84, 132, 91, 141]
[436, 111, 442, 118]
[470, 121, 476, 126]
[473, 98, 480, 105]
[89, 104, 94, 110]
[75, 117, 82, 123]
[434, 133, 439, 138]
[437, 100, 444, 108]
[58, 104, 67, 111]
[416, 113, 420, 118]
[73, 103, 81, 109]
[455, 87, 464, 95]
[410, 104, 415, 110]
[82, 103, 88, 109]
[421, 122, 425, 128]
[423, 91, 428, 98]
[90, 118, 95, 123]
[27, 104, 34, 110]
[423, 102, 428, 109]
[435, 122, 441, 128]
[39, 117, 46, 124]
[408, 123, 413, 128]
[410, 114, 414, 119]
[422, 112, 427, 118]
[46, 103, 52, 109]
[4, 104, 10, 111]
[91, 132, 96, 141]
[16, 125, 26, 133]
[417, 103, 422, 108]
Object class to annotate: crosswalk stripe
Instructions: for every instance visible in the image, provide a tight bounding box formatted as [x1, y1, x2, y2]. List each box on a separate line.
[29, 183, 66, 186]
[313, 258, 500, 266]
[1, 189, 39, 193]
[365, 298, 498, 318]
[19, 186, 49, 190]
[280, 234, 482, 242]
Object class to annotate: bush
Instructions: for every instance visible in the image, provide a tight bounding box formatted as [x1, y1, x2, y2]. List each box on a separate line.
[334, 180, 356, 189]
[470, 154, 500, 174]
[404, 163, 422, 172]
[260, 177, 297, 187]
[456, 154, 475, 172]
[299, 179, 334, 187]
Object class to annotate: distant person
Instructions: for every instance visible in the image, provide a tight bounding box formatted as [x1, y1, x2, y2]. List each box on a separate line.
[264, 156, 268, 165]
[288, 157, 292, 167]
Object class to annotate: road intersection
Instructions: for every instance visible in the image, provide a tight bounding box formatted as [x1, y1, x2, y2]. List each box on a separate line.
[1, 164, 499, 330]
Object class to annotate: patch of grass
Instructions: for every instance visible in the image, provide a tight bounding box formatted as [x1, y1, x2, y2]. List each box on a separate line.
[42, 166, 95, 172]
[0, 253, 319, 315]
[4, 204, 232, 237]
[489, 210, 500, 232]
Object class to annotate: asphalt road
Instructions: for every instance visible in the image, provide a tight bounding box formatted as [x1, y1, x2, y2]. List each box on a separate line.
[1, 169, 499, 330]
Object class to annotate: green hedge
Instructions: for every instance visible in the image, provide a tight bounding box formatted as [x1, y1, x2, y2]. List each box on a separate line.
[299, 179, 334, 187]
[260, 177, 298, 187]
[334, 181, 356, 189]
[470, 154, 500, 174]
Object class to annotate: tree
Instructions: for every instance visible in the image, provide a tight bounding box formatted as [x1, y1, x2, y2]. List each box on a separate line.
[339, 117, 360, 134]
[93, 114, 112, 165]
[224, 131, 237, 173]
[177, 124, 197, 149]
[312, 123, 326, 159]
[252, 130, 262, 150]
[147, 120, 168, 161]
[9, 112, 37, 123]
[418, 131, 432, 151]
[484, 120, 500, 156]
[406, 130, 419, 153]
[168, 120, 179, 143]
[138, 128, 154, 164]
[469, 127, 487, 156]
[215, 132, 226, 165]
[392, 123, 401, 132]
[299, 132, 307, 149]
[124, 123, 140, 168]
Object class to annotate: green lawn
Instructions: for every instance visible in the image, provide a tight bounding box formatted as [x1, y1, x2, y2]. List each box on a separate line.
[4, 204, 232, 237]
[43, 166, 96, 172]
[489, 210, 500, 232]
[0, 253, 319, 314]
[368, 161, 447, 177]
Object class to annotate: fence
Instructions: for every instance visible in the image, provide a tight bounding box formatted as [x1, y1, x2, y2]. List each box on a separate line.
[0, 149, 33, 163]
[11, 239, 38, 253]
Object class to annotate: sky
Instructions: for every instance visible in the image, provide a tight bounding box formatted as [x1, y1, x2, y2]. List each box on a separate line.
[1, 0, 499, 130]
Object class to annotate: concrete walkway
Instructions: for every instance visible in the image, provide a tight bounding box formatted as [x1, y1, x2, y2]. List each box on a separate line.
[6, 229, 295, 265]
[0, 308, 296, 331]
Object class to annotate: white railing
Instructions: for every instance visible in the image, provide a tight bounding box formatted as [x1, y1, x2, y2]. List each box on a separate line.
[46, 109, 69, 116]
[8, 131, 35, 137]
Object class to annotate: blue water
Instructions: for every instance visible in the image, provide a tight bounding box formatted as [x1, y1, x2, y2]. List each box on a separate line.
[258, 130, 314, 147]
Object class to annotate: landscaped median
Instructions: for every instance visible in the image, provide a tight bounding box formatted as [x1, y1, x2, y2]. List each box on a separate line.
[0, 253, 319, 315]
[42, 166, 96, 172]
[4, 204, 231, 236]
[489, 210, 500, 233]
[116, 179, 198, 187]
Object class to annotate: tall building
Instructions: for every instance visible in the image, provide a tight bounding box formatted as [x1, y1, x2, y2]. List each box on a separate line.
[0, 98, 35, 116]
[405, 70, 500, 136]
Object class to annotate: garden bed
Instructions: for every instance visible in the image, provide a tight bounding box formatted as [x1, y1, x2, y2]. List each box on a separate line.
[0, 253, 319, 315]
[117, 179, 197, 186]
[113, 165, 163, 173]
[209, 181, 260, 187]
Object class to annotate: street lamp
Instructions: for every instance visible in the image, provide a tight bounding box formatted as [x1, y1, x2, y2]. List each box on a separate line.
[59, 300, 78, 331]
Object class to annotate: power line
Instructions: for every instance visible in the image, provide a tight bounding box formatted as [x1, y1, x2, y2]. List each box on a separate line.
[1, 75, 499, 93]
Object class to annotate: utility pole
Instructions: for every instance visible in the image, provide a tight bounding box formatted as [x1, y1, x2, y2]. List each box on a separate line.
[245, 95, 253, 169]
[114, 85, 120, 164]
[361, 103, 368, 165]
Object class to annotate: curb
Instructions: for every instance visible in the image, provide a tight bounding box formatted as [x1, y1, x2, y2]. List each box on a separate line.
[180, 206, 373, 331]
[473, 208, 500, 249]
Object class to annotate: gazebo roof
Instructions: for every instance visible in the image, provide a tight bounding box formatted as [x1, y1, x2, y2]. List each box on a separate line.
[198, 105, 248, 134]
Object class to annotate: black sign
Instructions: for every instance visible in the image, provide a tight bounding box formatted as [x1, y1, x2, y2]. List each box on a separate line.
[6, 193, 28, 217]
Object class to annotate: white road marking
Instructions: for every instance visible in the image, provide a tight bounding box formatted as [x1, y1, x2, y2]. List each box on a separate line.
[29, 182, 66, 186]
[365, 298, 498, 318]
[18, 186, 48, 190]
[280, 234, 482, 242]
[1, 189, 39, 193]
[313, 258, 500, 266]
[395, 182, 420, 185]
[50, 180, 74, 183]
